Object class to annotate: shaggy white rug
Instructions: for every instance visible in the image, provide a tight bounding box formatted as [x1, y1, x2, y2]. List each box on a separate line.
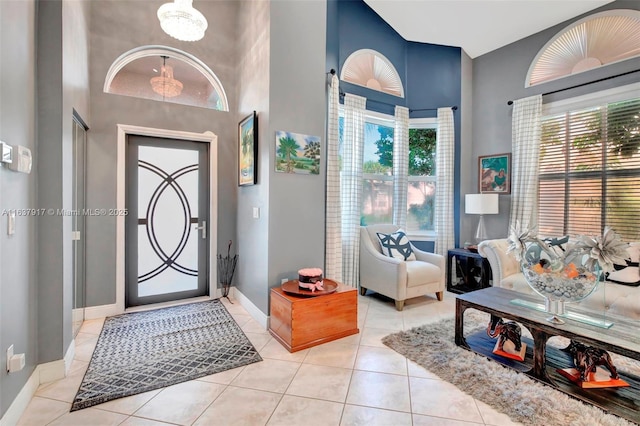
[382, 311, 638, 426]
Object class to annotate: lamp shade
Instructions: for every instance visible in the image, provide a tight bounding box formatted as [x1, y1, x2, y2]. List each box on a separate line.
[465, 194, 499, 215]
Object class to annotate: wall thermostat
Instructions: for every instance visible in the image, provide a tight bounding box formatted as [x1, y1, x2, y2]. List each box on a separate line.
[7, 145, 32, 174]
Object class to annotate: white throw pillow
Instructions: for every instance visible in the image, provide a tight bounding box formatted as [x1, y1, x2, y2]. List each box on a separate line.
[376, 230, 416, 261]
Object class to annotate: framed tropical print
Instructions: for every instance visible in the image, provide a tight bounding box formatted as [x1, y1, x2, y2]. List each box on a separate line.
[275, 131, 321, 175]
[479, 153, 511, 194]
[238, 111, 258, 186]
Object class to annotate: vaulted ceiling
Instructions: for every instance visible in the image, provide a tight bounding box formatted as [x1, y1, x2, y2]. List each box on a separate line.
[364, 0, 615, 58]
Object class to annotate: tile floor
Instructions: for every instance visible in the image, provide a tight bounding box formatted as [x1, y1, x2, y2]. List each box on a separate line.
[17, 291, 522, 426]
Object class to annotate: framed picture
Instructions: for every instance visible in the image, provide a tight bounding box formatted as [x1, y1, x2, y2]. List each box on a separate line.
[479, 153, 511, 194]
[238, 111, 258, 186]
[275, 131, 321, 175]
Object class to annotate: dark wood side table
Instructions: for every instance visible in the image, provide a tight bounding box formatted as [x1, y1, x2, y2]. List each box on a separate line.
[447, 248, 492, 294]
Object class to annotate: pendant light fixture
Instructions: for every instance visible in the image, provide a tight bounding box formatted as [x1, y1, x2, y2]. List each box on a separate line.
[157, 0, 208, 42]
[150, 56, 183, 98]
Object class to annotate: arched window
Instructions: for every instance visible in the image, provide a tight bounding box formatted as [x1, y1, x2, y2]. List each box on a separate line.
[340, 49, 404, 98]
[104, 45, 229, 111]
[527, 10, 640, 87]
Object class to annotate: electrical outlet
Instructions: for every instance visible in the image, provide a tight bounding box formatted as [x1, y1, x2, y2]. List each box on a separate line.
[281, 278, 288, 284]
[6, 345, 14, 372]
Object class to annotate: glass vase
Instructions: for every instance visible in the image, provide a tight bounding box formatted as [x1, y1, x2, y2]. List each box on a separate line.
[520, 242, 601, 324]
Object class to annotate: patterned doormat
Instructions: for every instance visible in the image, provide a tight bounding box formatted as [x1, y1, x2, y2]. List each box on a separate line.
[71, 299, 262, 411]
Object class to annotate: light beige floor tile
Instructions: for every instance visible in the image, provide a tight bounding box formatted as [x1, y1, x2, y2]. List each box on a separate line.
[95, 389, 161, 415]
[407, 360, 441, 380]
[221, 298, 248, 314]
[193, 386, 281, 426]
[363, 313, 404, 331]
[47, 407, 128, 426]
[267, 395, 343, 426]
[197, 365, 246, 385]
[245, 331, 272, 351]
[475, 399, 524, 426]
[333, 331, 362, 346]
[260, 338, 309, 362]
[78, 318, 105, 335]
[35, 372, 84, 403]
[231, 358, 300, 393]
[230, 313, 253, 327]
[67, 359, 90, 377]
[241, 318, 268, 334]
[74, 336, 99, 362]
[17, 396, 70, 426]
[340, 404, 412, 426]
[119, 417, 175, 426]
[359, 327, 393, 347]
[304, 341, 359, 369]
[346, 370, 411, 412]
[354, 345, 407, 375]
[75, 332, 97, 346]
[412, 414, 484, 425]
[409, 377, 483, 423]
[133, 380, 226, 425]
[286, 364, 352, 403]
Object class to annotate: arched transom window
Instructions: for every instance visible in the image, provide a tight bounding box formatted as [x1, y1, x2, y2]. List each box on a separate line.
[104, 45, 229, 111]
[527, 10, 640, 87]
[340, 49, 404, 98]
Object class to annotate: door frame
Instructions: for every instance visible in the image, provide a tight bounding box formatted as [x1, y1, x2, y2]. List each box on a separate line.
[116, 124, 218, 314]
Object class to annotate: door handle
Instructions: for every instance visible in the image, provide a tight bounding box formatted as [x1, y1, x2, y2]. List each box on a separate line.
[196, 220, 207, 239]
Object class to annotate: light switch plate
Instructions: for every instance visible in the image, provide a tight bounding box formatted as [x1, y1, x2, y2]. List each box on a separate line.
[252, 207, 260, 219]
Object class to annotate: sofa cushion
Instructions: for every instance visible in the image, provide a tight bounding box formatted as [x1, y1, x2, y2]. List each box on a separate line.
[606, 244, 640, 286]
[376, 230, 416, 261]
[406, 261, 441, 287]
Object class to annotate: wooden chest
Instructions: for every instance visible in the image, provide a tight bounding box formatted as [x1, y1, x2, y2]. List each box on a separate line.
[269, 281, 359, 352]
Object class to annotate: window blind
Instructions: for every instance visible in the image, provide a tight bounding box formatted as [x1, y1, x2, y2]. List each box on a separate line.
[538, 97, 640, 241]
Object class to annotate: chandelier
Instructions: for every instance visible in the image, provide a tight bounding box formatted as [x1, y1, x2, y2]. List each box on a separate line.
[150, 57, 183, 98]
[157, 0, 208, 42]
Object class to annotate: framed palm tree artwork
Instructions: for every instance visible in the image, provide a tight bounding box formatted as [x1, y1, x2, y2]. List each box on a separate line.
[239, 111, 258, 186]
[275, 131, 321, 174]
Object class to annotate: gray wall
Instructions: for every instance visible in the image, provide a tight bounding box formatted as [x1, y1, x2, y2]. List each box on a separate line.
[0, 0, 38, 416]
[235, 0, 327, 316]
[236, 0, 270, 309]
[266, 0, 327, 311]
[86, 0, 239, 306]
[36, 0, 91, 365]
[469, 0, 640, 243]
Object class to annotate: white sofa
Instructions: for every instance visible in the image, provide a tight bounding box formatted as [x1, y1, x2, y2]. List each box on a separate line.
[478, 239, 640, 320]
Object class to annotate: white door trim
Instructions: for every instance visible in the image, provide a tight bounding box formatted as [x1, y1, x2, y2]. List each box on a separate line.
[116, 124, 218, 314]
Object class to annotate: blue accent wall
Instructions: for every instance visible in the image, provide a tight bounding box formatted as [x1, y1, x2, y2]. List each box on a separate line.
[327, 0, 463, 246]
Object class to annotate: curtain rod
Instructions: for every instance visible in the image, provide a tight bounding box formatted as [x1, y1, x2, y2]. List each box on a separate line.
[506, 68, 640, 105]
[328, 69, 458, 112]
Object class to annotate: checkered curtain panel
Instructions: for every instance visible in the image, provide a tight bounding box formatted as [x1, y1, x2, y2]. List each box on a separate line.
[435, 107, 455, 256]
[325, 74, 343, 283]
[393, 106, 409, 229]
[509, 95, 542, 231]
[341, 94, 366, 287]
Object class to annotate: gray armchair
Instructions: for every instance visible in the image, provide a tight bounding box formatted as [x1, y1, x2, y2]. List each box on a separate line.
[359, 224, 445, 311]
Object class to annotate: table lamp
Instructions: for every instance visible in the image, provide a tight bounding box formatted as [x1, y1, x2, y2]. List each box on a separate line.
[465, 193, 499, 244]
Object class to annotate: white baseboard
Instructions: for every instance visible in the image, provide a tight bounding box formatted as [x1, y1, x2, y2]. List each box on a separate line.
[0, 367, 40, 426]
[84, 303, 120, 320]
[234, 287, 269, 329]
[0, 344, 72, 426]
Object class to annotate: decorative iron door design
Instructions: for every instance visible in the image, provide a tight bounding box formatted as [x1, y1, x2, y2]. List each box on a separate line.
[126, 135, 209, 307]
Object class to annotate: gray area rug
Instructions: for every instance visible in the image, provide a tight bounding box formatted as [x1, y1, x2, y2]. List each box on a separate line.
[71, 299, 262, 411]
[382, 311, 637, 426]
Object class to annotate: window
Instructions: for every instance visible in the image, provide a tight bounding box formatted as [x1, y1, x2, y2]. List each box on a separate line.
[339, 112, 437, 234]
[538, 91, 640, 241]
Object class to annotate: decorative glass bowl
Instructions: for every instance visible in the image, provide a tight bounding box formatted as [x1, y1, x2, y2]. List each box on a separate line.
[520, 242, 601, 323]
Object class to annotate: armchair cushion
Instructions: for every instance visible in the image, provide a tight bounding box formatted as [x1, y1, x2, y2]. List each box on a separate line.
[406, 261, 441, 288]
[376, 230, 416, 261]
